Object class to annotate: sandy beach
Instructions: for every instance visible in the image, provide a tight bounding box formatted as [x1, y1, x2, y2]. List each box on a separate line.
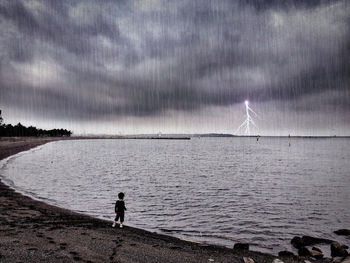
[0, 137, 332, 263]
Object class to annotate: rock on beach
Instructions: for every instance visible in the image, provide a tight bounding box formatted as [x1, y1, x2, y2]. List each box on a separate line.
[292, 235, 333, 249]
[310, 249, 323, 259]
[331, 242, 349, 258]
[301, 236, 333, 246]
[334, 230, 350, 236]
[278, 251, 294, 258]
[234, 243, 249, 250]
[298, 247, 312, 257]
[291, 236, 304, 249]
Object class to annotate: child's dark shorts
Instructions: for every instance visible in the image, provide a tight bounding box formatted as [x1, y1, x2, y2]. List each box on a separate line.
[115, 212, 124, 222]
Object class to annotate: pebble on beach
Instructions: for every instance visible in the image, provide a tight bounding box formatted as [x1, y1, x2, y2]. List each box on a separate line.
[243, 257, 255, 263]
[310, 249, 323, 259]
[312, 247, 322, 253]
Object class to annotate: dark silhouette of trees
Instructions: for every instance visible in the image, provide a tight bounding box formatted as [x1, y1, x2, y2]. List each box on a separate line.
[0, 110, 72, 137]
[0, 110, 3, 126]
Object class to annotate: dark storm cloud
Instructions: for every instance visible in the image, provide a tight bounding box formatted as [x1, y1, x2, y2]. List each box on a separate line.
[0, 0, 120, 57]
[0, 0, 349, 120]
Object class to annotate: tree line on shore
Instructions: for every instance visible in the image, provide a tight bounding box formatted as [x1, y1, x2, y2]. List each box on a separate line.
[0, 110, 72, 137]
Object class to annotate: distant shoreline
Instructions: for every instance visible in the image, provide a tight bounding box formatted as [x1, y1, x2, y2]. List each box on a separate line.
[2, 134, 349, 141]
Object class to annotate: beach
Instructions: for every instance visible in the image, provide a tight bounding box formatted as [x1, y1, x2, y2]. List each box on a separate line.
[0, 137, 332, 263]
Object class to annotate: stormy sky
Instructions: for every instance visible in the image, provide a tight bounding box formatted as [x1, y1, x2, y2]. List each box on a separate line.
[0, 0, 349, 135]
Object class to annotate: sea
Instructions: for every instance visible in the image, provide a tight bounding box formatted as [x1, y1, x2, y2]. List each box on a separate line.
[0, 137, 349, 255]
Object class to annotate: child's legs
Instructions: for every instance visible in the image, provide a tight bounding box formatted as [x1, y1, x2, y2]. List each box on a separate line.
[114, 214, 120, 222]
[120, 212, 124, 223]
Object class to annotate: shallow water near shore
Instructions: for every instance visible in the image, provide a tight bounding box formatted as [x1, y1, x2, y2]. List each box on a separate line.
[0, 137, 349, 254]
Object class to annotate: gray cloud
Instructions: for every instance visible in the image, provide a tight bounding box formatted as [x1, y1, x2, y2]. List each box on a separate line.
[0, 0, 349, 133]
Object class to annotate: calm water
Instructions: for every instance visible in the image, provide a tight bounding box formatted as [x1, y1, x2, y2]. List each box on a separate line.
[1, 138, 349, 254]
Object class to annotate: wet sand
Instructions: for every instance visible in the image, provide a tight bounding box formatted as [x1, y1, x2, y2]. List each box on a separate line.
[0, 137, 329, 263]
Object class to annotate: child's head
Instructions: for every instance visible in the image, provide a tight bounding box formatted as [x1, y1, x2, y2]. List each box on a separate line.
[118, 192, 125, 200]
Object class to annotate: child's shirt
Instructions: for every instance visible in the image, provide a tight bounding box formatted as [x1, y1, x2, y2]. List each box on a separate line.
[115, 200, 127, 213]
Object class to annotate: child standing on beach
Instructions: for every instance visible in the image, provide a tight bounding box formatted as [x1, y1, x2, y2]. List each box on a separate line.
[112, 192, 127, 228]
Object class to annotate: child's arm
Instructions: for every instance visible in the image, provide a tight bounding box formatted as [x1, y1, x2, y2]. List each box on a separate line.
[124, 202, 127, 211]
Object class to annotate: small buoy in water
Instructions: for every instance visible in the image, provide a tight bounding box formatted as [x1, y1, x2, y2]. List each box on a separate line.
[288, 134, 291, 147]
